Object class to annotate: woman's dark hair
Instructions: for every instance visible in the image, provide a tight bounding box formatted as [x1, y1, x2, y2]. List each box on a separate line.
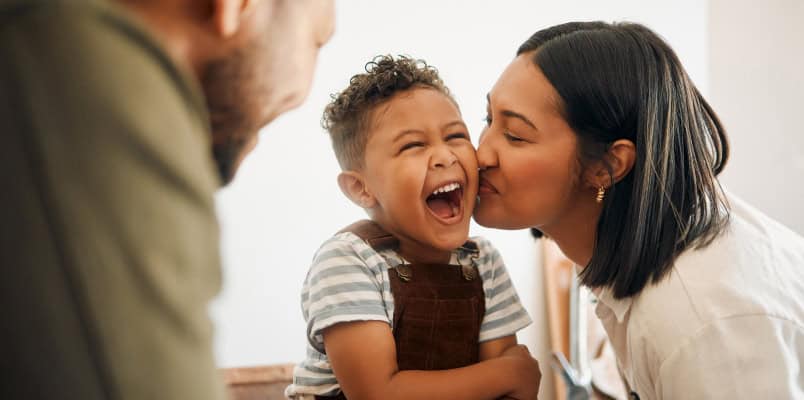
[519, 22, 730, 299]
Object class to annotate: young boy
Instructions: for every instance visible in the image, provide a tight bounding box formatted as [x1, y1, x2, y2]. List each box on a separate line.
[285, 55, 541, 400]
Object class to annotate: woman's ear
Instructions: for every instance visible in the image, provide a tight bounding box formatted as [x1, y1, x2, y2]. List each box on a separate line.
[606, 139, 636, 183]
[337, 171, 377, 209]
[586, 139, 636, 188]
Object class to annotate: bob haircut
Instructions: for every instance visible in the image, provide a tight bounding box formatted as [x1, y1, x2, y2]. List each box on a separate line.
[520, 22, 730, 299]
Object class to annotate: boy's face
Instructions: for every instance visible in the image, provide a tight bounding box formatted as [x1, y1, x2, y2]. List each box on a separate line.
[360, 88, 478, 255]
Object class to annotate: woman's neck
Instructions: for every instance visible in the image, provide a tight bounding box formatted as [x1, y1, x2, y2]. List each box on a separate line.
[541, 199, 602, 268]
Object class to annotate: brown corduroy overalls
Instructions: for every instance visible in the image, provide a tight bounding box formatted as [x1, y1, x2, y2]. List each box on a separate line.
[316, 220, 486, 400]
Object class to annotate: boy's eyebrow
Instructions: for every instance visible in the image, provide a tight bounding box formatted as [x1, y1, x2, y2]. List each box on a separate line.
[442, 120, 467, 130]
[392, 129, 425, 143]
[486, 93, 538, 131]
[391, 121, 468, 142]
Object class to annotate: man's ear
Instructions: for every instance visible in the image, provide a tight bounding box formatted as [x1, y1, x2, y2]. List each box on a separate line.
[210, 0, 256, 37]
[337, 171, 377, 209]
[585, 138, 636, 188]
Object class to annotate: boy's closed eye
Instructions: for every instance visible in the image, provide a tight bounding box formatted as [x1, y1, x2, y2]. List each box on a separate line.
[399, 141, 426, 153]
[446, 132, 470, 141]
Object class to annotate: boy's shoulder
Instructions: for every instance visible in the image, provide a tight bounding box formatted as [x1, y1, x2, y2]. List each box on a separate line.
[323, 230, 371, 247]
[314, 231, 377, 260]
[309, 230, 394, 276]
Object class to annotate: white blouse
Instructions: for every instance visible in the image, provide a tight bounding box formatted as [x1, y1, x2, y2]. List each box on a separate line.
[594, 193, 804, 399]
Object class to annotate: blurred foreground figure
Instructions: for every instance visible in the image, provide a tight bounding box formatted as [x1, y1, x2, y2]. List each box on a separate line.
[0, 0, 333, 398]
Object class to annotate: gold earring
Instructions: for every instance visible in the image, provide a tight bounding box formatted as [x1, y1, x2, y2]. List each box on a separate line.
[595, 186, 606, 203]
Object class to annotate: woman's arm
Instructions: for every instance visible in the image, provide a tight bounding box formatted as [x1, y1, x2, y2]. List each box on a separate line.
[324, 321, 541, 400]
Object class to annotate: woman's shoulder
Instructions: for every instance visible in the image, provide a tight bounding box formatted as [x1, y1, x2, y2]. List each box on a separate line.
[629, 192, 804, 351]
[671, 192, 804, 300]
[722, 192, 804, 249]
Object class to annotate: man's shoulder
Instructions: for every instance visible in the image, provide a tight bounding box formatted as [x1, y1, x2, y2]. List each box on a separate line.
[2, 0, 133, 43]
[2, 0, 206, 120]
[1, 0, 217, 188]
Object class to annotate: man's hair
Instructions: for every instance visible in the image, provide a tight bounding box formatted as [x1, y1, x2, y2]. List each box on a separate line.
[323, 55, 453, 170]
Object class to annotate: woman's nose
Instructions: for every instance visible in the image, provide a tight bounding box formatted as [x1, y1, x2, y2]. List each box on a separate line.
[476, 131, 498, 169]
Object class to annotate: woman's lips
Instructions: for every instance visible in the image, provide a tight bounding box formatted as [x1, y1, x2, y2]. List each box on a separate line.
[478, 177, 498, 194]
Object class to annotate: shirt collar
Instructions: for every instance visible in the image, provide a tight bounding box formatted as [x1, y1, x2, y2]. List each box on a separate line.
[381, 242, 476, 267]
[593, 286, 633, 323]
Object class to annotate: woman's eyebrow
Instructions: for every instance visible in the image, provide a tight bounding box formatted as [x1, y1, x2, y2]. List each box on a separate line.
[486, 93, 538, 130]
[501, 110, 538, 131]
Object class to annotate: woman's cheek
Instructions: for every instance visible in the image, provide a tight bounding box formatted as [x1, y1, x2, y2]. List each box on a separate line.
[509, 158, 564, 218]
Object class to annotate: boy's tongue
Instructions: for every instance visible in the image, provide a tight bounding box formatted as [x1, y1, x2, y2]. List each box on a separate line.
[427, 198, 455, 219]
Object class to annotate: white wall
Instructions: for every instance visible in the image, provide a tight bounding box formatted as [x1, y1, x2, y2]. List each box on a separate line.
[211, 1, 708, 399]
[709, 0, 804, 235]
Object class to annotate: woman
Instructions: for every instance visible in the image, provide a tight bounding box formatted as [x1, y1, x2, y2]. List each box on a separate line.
[474, 21, 804, 399]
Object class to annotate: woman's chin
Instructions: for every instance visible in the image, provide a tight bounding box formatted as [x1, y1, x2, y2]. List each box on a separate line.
[473, 207, 535, 230]
[472, 206, 503, 228]
[472, 210, 499, 228]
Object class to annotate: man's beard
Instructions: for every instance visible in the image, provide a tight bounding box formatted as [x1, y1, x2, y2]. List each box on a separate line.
[200, 42, 263, 185]
[211, 135, 248, 184]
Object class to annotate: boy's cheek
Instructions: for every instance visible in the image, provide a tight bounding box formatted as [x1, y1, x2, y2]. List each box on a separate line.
[460, 147, 480, 168]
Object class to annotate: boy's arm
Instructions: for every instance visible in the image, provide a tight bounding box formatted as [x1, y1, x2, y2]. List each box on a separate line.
[479, 335, 519, 361]
[324, 321, 541, 400]
[475, 237, 533, 361]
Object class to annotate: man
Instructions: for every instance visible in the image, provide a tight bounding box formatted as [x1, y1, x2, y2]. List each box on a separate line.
[0, 0, 334, 398]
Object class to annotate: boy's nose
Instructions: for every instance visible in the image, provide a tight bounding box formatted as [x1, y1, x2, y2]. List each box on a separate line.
[431, 147, 458, 169]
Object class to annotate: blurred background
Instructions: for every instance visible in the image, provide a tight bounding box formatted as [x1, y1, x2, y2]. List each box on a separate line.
[210, 1, 804, 398]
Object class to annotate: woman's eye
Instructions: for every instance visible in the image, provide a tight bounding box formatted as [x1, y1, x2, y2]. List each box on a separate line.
[400, 142, 424, 152]
[504, 131, 525, 143]
[483, 115, 492, 126]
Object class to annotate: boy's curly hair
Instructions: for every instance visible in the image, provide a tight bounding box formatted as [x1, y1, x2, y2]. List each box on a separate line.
[323, 55, 454, 170]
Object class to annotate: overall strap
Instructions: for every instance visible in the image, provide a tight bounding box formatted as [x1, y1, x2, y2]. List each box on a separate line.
[338, 219, 481, 282]
[337, 219, 399, 252]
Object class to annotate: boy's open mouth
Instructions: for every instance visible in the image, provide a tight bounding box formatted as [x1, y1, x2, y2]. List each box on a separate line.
[425, 182, 463, 223]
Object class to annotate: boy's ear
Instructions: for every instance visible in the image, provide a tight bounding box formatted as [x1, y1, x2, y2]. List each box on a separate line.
[584, 138, 636, 189]
[337, 171, 377, 209]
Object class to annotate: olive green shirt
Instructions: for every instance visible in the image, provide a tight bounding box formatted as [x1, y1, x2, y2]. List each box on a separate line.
[0, 0, 224, 398]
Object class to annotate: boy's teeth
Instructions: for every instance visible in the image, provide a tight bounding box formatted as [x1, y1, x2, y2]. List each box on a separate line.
[432, 182, 460, 195]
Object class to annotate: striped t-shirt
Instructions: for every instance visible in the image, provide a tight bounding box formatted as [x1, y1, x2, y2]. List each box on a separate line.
[285, 231, 532, 398]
